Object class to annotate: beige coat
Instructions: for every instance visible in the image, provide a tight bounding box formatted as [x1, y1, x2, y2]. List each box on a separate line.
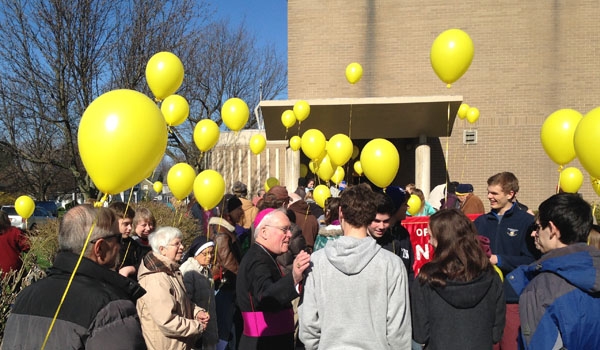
[137, 252, 203, 350]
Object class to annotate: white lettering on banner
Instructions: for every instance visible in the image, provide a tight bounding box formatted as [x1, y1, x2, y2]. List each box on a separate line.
[415, 227, 429, 237]
[415, 244, 430, 261]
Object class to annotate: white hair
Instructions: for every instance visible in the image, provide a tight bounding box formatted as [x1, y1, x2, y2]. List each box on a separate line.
[149, 226, 182, 253]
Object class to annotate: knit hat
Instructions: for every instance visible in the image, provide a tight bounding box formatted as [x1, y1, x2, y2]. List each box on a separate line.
[218, 194, 242, 215]
[254, 208, 275, 228]
[232, 181, 248, 197]
[268, 185, 290, 201]
[456, 184, 474, 195]
[386, 186, 407, 212]
[188, 235, 215, 257]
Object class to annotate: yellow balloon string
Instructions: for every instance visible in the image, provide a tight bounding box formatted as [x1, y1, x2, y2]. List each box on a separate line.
[41, 219, 98, 349]
[556, 166, 564, 194]
[445, 102, 451, 204]
[172, 204, 179, 226]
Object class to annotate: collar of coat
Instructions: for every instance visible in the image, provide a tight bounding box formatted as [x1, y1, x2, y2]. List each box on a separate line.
[208, 216, 236, 232]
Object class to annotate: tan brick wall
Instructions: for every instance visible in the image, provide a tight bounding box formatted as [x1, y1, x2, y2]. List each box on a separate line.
[288, 0, 600, 210]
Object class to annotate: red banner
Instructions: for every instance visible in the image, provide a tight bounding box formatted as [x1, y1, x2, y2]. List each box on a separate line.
[401, 214, 482, 275]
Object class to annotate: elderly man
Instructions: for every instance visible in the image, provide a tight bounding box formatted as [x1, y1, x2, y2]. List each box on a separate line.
[455, 183, 485, 215]
[236, 208, 311, 350]
[508, 193, 600, 349]
[2, 205, 146, 349]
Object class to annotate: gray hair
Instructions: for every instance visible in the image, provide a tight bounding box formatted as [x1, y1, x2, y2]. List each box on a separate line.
[59, 205, 118, 256]
[254, 208, 287, 239]
[149, 226, 182, 253]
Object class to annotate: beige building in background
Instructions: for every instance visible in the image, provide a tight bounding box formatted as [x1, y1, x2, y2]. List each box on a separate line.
[281, 0, 600, 211]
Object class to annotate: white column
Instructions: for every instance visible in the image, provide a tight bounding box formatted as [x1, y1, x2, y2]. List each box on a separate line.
[415, 134, 431, 200]
[285, 148, 300, 190]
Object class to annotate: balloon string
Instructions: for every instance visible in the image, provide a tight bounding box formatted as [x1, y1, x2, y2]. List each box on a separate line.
[42, 219, 98, 349]
[348, 105, 353, 139]
[445, 102, 451, 204]
[556, 166, 563, 194]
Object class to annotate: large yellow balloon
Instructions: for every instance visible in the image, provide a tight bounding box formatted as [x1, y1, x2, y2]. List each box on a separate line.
[430, 29, 474, 87]
[360, 138, 400, 188]
[167, 163, 196, 200]
[281, 109, 296, 129]
[299, 164, 308, 178]
[293, 100, 310, 122]
[345, 62, 363, 84]
[222, 97, 249, 131]
[457, 103, 470, 119]
[313, 184, 331, 208]
[559, 167, 583, 193]
[354, 160, 363, 176]
[146, 52, 184, 101]
[331, 166, 345, 185]
[541, 109, 583, 166]
[249, 134, 266, 155]
[407, 194, 422, 216]
[153, 181, 163, 193]
[78, 89, 167, 195]
[15, 195, 35, 219]
[161, 94, 189, 127]
[317, 155, 335, 182]
[327, 134, 353, 167]
[466, 107, 480, 124]
[289, 135, 302, 151]
[301, 129, 326, 161]
[194, 119, 220, 152]
[574, 107, 600, 178]
[264, 177, 280, 192]
[194, 170, 225, 210]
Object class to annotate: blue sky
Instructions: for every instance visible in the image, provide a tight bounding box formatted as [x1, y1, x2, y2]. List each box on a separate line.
[207, 1, 287, 62]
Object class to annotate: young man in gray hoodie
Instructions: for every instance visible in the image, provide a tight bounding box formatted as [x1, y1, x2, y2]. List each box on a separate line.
[299, 183, 412, 349]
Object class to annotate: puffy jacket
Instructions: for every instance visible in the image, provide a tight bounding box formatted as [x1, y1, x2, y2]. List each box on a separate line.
[209, 217, 242, 291]
[2, 252, 146, 350]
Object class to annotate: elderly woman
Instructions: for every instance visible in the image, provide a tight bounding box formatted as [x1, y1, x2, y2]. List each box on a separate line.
[137, 226, 210, 350]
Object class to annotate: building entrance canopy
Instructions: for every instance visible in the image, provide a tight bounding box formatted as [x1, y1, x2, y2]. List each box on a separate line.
[258, 96, 463, 140]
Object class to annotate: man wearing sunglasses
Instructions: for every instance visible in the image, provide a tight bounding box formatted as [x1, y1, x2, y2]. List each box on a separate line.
[508, 193, 600, 349]
[3, 204, 146, 349]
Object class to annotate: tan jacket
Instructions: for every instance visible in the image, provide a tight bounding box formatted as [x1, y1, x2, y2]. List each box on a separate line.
[239, 197, 259, 229]
[137, 252, 203, 350]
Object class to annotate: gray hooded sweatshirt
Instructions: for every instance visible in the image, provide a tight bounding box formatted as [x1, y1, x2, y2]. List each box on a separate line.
[299, 235, 412, 349]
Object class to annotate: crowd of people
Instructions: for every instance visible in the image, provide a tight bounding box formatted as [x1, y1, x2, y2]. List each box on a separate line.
[2, 171, 600, 349]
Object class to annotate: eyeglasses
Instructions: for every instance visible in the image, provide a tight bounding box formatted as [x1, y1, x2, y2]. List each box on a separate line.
[265, 225, 292, 234]
[166, 241, 184, 248]
[90, 233, 123, 245]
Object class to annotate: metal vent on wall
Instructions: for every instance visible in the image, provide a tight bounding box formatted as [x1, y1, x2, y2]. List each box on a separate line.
[463, 130, 477, 145]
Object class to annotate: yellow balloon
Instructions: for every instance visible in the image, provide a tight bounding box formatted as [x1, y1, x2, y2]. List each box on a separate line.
[194, 170, 225, 210]
[299, 163, 308, 178]
[264, 177, 280, 192]
[317, 155, 335, 182]
[309, 160, 317, 174]
[559, 167, 583, 193]
[249, 134, 266, 155]
[360, 138, 399, 188]
[289, 135, 302, 151]
[351, 145, 360, 160]
[327, 134, 353, 167]
[353, 160, 363, 176]
[293, 100, 310, 122]
[153, 181, 163, 193]
[313, 184, 331, 208]
[458, 103, 470, 119]
[466, 107, 480, 124]
[161, 94, 189, 127]
[331, 166, 345, 185]
[541, 109, 583, 166]
[167, 163, 197, 200]
[146, 52, 184, 100]
[430, 29, 474, 87]
[78, 89, 167, 195]
[407, 194, 422, 216]
[222, 97, 249, 131]
[15, 195, 35, 219]
[574, 107, 600, 178]
[345, 62, 363, 84]
[194, 119, 220, 152]
[301, 129, 327, 161]
[281, 109, 296, 129]
[592, 178, 600, 197]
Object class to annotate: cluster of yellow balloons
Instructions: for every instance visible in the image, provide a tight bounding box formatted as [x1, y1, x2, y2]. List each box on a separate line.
[457, 103, 480, 124]
[430, 29, 474, 88]
[281, 100, 311, 132]
[15, 195, 35, 219]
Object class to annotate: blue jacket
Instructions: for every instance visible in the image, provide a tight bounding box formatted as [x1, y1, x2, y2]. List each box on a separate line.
[508, 244, 600, 349]
[474, 203, 536, 302]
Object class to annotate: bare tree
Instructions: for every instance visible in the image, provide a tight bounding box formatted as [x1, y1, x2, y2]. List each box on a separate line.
[0, 0, 286, 199]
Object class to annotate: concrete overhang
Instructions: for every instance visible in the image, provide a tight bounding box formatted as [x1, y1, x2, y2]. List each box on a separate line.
[258, 96, 463, 141]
